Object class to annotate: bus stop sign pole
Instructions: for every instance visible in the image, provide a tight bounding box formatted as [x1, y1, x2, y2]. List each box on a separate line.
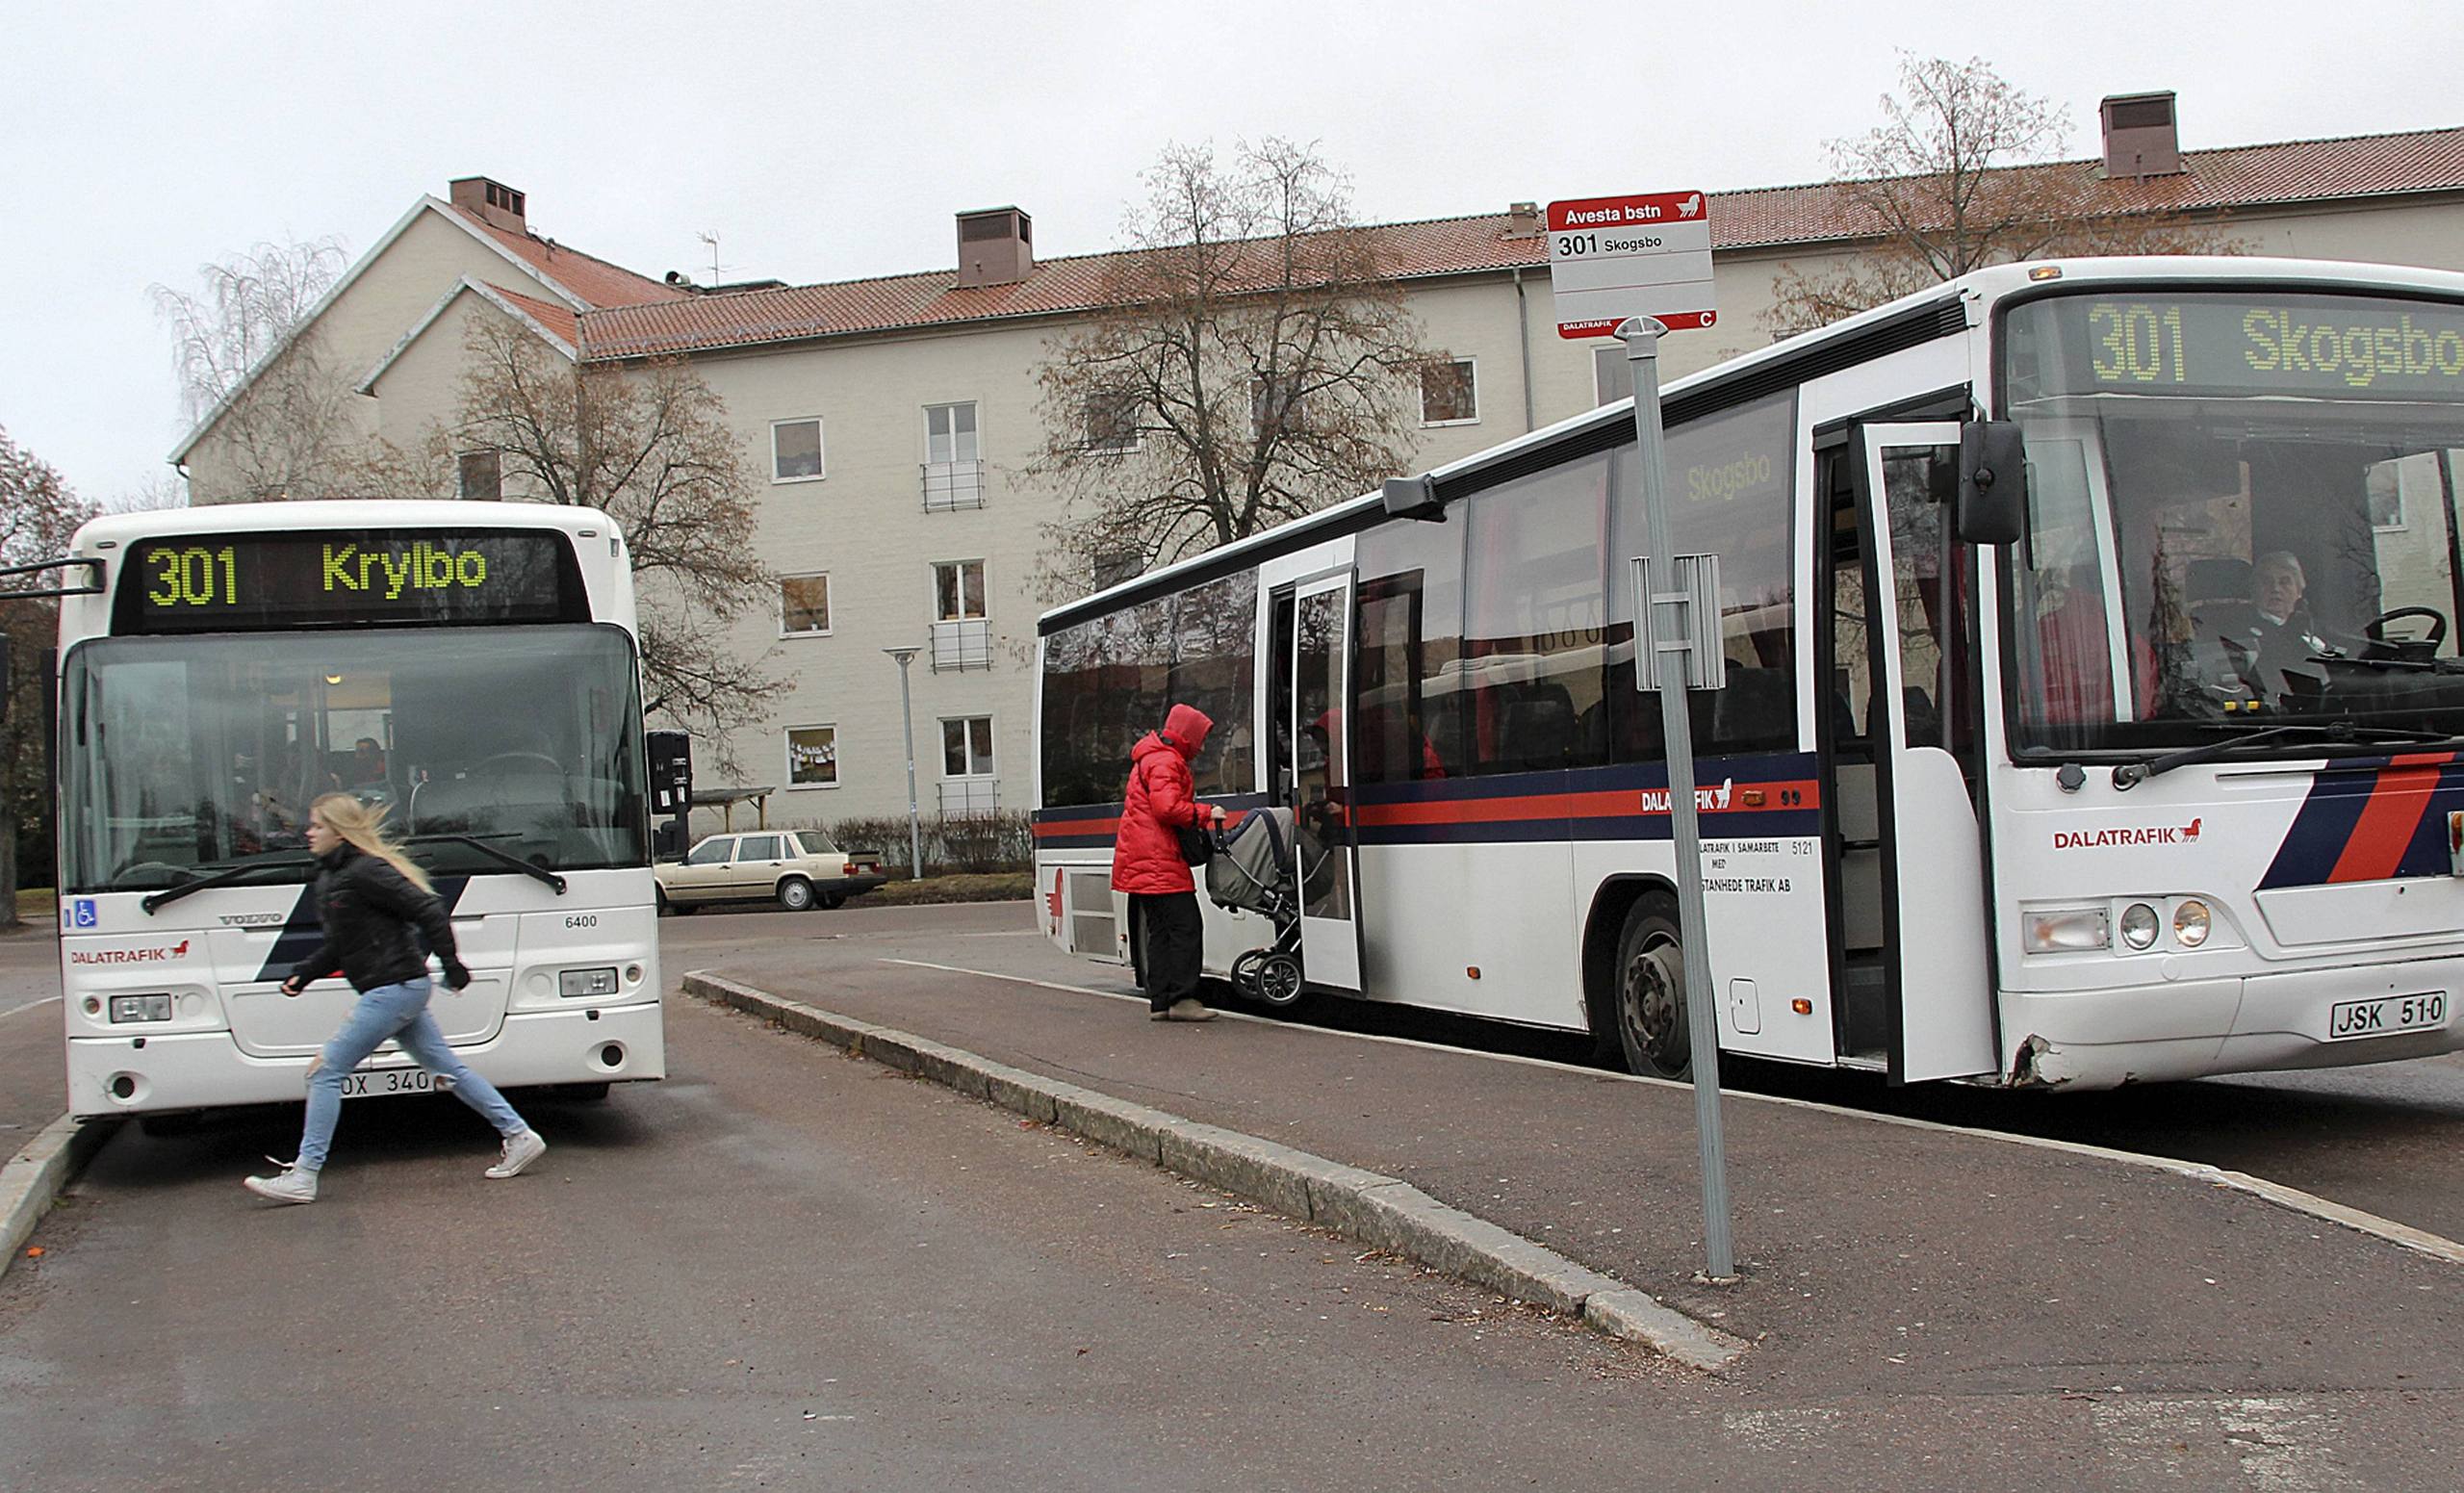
[1621, 315, 1737, 1283]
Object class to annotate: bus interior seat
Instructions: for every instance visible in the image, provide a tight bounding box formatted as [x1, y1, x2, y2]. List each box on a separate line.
[2186, 556, 2252, 620]
[1901, 685, 1940, 745]
[1502, 682, 1576, 770]
[1714, 668, 1791, 747]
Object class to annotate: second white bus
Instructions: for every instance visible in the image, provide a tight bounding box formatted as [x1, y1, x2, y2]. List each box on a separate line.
[1036, 256, 2464, 1091]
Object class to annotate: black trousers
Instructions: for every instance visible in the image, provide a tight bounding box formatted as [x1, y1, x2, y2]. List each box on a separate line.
[1134, 891, 1203, 1011]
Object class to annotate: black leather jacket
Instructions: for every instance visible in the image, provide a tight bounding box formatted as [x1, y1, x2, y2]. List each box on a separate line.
[290, 844, 469, 993]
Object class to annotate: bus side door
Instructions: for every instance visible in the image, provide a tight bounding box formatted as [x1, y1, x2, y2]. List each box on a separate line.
[1288, 573, 1365, 991]
[1851, 423, 1997, 1083]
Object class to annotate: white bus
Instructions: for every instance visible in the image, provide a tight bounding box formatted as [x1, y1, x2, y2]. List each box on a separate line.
[55, 502, 667, 1120]
[1035, 256, 2464, 1091]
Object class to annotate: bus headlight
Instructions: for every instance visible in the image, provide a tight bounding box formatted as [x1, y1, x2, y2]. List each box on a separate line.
[559, 967, 619, 998]
[2172, 899, 2212, 948]
[2025, 908, 2110, 953]
[2118, 903, 2161, 950]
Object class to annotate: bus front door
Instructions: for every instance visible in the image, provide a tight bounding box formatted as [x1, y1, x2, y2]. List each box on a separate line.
[1288, 573, 1364, 991]
[1844, 423, 1996, 1083]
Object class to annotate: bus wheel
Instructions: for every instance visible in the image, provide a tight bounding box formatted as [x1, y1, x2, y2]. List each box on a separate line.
[1614, 893, 1692, 1081]
[778, 877, 817, 913]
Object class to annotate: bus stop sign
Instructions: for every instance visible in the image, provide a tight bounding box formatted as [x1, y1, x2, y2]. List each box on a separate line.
[1545, 192, 1716, 338]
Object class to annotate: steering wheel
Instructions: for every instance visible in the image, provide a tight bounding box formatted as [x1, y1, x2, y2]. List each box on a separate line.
[473, 752, 566, 775]
[2364, 606, 2449, 648]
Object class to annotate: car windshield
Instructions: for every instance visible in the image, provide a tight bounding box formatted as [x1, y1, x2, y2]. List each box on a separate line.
[2001, 289, 2464, 755]
[60, 624, 647, 892]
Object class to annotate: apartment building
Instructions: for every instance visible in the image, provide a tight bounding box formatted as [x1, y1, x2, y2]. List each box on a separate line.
[173, 97, 2464, 832]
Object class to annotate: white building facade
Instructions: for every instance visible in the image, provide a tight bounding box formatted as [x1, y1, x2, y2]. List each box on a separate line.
[175, 105, 2464, 836]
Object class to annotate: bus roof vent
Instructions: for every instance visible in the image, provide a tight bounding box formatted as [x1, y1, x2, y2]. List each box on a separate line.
[2099, 92, 2183, 179]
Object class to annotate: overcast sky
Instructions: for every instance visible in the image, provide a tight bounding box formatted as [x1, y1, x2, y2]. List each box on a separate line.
[7, 0, 2460, 506]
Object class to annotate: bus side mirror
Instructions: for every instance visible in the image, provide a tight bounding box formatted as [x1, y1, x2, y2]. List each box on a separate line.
[647, 729, 693, 816]
[1958, 421, 2028, 546]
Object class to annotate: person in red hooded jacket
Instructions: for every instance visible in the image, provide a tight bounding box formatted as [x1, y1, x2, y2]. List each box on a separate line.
[1115, 703, 1225, 1021]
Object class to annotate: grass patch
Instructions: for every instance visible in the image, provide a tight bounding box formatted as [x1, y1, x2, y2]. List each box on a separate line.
[15, 887, 55, 922]
[859, 872, 1033, 907]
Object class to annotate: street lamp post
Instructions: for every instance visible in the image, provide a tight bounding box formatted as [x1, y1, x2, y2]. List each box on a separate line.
[883, 646, 924, 879]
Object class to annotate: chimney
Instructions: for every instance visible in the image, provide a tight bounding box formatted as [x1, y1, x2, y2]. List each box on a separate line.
[2098, 92, 2183, 179]
[955, 207, 1033, 289]
[449, 176, 529, 233]
[1504, 201, 1542, 239]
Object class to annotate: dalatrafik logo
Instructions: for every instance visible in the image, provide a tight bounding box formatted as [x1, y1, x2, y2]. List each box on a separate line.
[2054, 817, 2202, 850]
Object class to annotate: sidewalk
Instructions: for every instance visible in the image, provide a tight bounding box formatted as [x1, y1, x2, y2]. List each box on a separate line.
[694, 930, 2464, 1400]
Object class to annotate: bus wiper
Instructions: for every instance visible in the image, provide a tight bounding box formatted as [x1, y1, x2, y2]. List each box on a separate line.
[402, 834, 568, 894]
[2113, 721, 2460, 789]
[140, 857, 318, 915]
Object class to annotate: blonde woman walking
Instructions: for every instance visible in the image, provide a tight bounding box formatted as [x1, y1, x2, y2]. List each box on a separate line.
[244, 795, 546, 1204]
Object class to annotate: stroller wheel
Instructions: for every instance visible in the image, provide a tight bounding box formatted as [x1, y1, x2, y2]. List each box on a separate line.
[1229, 949, 1269, 1000]
[1255, 952, 1305, 1008]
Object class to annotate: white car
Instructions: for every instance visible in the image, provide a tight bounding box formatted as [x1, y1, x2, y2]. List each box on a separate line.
[655, 831, 887, 914]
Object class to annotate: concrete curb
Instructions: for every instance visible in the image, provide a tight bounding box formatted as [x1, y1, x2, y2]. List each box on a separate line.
[2, 1114, 117, 1281]
[685, 969, 1749, 1372]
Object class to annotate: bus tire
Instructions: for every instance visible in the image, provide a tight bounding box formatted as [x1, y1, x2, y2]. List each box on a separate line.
[1612, 892, 1692, 1081]
[777, 877, 817, 913]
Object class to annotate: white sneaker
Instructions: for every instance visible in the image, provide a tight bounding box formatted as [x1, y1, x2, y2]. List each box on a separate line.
[486, 1129, 547, 1179]
[244, 1158, 320, 1204]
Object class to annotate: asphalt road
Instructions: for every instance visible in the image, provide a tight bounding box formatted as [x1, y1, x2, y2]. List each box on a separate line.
[670, 899, 2464, 1248]
[7, 904, 2464, 1489]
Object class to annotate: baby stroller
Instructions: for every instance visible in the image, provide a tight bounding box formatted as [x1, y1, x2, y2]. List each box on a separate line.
[1204, 807, 1305, 1007]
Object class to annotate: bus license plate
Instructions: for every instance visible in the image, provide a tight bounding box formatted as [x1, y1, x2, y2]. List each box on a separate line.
[338, 1067, 438, 1099]
[2326, 993, 2449, 1042]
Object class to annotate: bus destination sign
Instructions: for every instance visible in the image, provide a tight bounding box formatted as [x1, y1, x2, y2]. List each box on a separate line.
[2023, 292, 2464, 399]
[112, 528, 590, 634]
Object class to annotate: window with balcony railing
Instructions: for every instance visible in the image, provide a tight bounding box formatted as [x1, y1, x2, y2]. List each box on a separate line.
[923, 402, 985, 510]
[930, 617, 992, 671]
[922, 461, 986, 510]
[937, 776, 1000, 816]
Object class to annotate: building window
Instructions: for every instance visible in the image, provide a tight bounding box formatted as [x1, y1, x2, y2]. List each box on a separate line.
[1593, 346, 1634, 407]
[942, 716, 995, 777]
[786, 725, 838, 788]
[1420, 358, 1478, 425]
[780, 574, 832, 635]
[1251, 374, 1308, 435]
[1084, 390, 1141, 453]
[926, 401, 979, 465]
[772, 418, 825, 481]
[1091, 551, 1143, 591]
[456, 450, 502, 501]
[935, 560, 987, 621]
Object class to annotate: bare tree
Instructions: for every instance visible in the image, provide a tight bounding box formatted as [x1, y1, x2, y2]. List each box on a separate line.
[349, 314, 783, 751]
[1769, 55, 2228, 336]
[0, 428, 98, 927]
[1030, 140, 1443, 596]
[152, 238, 358, 502]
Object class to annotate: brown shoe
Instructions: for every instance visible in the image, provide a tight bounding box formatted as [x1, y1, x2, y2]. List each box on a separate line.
[1147, 1007, 1172, 1021]
[1166, 998, 1217, 1022]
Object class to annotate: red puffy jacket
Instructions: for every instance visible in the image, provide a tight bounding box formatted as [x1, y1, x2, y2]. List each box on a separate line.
[1112, 704, 1214, 895]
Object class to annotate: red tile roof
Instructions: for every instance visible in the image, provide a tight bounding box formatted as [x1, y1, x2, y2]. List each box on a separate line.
[444, 203, 686, 310]
[481, 282, 580, 349]
[578, 126, 2464, 362]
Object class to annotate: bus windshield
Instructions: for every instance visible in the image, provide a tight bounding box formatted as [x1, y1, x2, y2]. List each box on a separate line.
[2002, 289, 2464, 755]
[60, 624, 646, 893]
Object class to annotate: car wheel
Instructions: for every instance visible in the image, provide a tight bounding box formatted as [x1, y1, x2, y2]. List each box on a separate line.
[655, 887, 673, 917]
[1613, 892, 1692, 1081]
[778, 877, 816, 913]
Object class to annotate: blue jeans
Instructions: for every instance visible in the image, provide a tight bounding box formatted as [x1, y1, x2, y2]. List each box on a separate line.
[296, 978, 526, 1171]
